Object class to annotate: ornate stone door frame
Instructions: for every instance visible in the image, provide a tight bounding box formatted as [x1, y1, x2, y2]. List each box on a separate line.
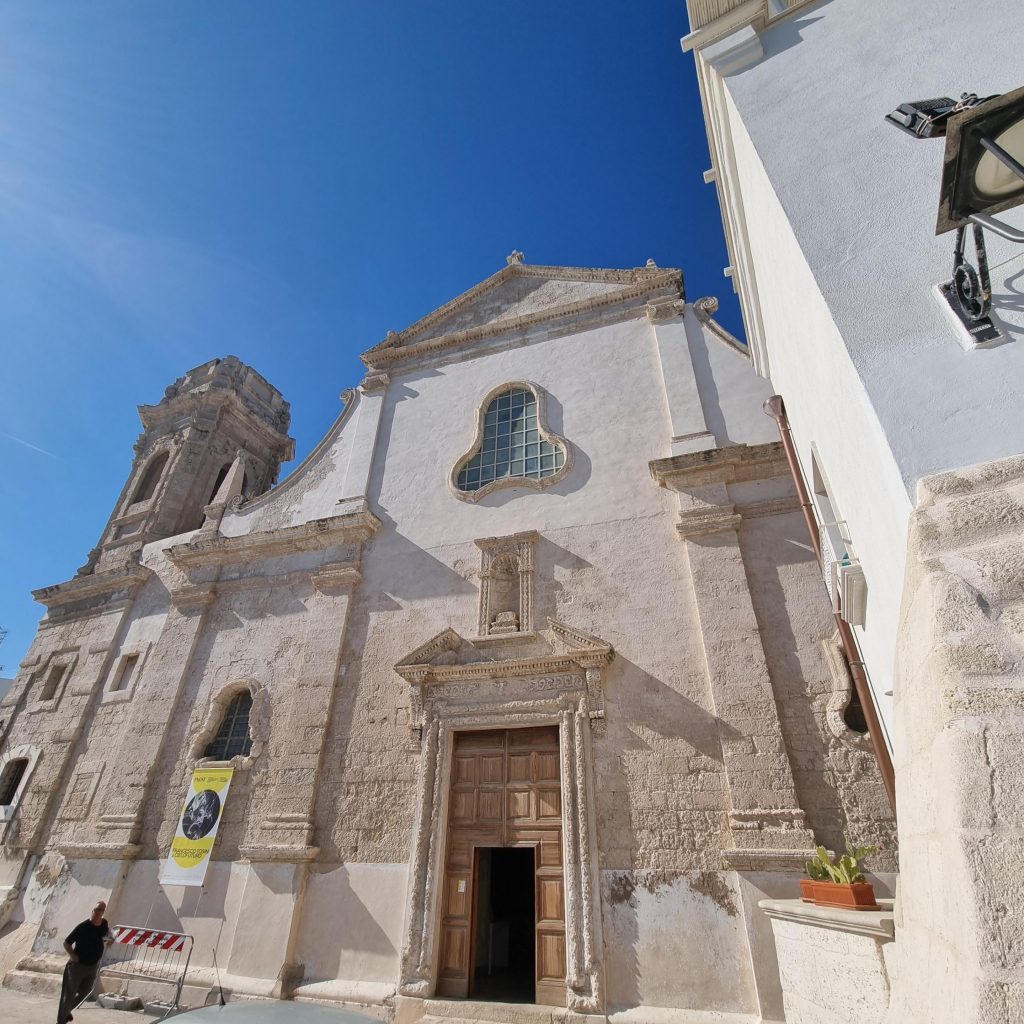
[396, 624, 612, 1013]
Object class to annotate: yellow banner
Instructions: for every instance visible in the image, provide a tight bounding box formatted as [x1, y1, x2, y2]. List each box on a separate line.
[160, 767, 233, 887]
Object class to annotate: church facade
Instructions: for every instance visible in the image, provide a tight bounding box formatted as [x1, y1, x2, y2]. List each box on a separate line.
[0, 258, 895, 1022]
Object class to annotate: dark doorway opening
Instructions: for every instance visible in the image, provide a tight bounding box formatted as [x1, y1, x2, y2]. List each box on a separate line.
[471, 847, 535, 1003]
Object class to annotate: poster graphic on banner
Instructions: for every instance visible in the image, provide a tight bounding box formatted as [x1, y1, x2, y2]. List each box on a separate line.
[160, 767, 233, 887]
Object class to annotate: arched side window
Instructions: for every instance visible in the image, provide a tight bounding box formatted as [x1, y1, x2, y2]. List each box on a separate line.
[0, 759, 28, 806]
[131, 450, 169, 505]
[203, 691, 253, 760]
[453, 382, 571, 501]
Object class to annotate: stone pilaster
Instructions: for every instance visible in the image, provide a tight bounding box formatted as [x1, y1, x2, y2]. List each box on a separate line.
[86, 583, 215, 856]
[240, 563, 361, 860]
[651, 444, 815, 869]
[647, 296, 718, 456]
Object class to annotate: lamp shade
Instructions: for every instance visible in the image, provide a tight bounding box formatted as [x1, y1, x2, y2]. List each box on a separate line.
[936, 84, 1024, 234]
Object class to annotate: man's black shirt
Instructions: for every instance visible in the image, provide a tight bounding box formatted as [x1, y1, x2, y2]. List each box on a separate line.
[65, 919, 110, 967]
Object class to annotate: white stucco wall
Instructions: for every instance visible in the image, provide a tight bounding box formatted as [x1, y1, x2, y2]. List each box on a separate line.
[699, 0, 1024, 739]
[723, 0, 1024, 487]
[721, 93, 906, 743]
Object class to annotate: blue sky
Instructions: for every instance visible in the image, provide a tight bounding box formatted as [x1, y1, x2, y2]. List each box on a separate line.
[0, 1, 736, 673]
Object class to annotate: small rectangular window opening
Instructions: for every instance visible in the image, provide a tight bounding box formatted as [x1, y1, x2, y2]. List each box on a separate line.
[112, 654, 140, 693]
[40, 664, 65, 701]
[0, 759, 28, 805]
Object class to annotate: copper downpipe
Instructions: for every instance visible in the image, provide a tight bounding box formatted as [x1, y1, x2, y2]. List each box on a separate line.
[763, 395, 897, 816]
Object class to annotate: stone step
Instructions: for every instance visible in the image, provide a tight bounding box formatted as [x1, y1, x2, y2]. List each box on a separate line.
[3, 967, 62, 998]
[420, 999, 604, 1024]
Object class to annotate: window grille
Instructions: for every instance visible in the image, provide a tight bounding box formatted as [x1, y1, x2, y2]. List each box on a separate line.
[457, 387, 565, 492]
[0, 759, 28, 805]
[203, 692, 253, 760]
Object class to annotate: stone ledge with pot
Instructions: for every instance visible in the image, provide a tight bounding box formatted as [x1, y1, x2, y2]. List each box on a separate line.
[758, 897, 895, 1024]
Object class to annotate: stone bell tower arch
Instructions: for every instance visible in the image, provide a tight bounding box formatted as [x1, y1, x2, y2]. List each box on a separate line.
[79, 356, 294, 575]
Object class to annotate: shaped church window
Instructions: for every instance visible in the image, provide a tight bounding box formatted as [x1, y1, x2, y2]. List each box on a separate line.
[204, 691, 253, 760]
[453, 383, 570, 500]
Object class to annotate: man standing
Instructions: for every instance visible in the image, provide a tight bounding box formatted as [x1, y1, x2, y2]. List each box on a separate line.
[57, 900, 112, 1024]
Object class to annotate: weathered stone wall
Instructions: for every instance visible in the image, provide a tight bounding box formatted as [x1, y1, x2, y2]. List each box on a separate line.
[888, 454, 1024, 1024]
[740, 509, 897, 869]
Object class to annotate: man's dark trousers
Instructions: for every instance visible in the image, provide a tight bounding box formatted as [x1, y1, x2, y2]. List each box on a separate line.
[56, 961, 97, 1024]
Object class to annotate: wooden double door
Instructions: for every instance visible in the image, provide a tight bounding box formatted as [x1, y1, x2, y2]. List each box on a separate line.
[437, 726, 567, 1006]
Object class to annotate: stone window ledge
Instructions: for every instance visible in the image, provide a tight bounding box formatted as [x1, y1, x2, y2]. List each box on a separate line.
[758, 897, 895, 941]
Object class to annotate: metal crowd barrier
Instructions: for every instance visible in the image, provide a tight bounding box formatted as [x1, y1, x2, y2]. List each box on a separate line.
[100, 925, 194, 1014]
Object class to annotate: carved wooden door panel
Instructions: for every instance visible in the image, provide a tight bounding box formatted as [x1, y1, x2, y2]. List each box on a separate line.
[436, 726, 565, 1006]
[506, 726, 566, 1007]
[437, 730, 504, 998]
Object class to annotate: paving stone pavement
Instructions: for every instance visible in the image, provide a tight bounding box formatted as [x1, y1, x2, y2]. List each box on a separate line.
[0, 987, 159, 1024]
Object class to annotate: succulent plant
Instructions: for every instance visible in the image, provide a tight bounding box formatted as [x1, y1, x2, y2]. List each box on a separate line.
[805, 841, 878, 884]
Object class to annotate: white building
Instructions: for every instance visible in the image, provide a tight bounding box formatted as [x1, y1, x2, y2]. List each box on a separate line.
[684, 1, 1024, 1021]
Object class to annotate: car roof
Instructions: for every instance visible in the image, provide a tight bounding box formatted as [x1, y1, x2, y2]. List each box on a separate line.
[171, 1001, 380, 1024]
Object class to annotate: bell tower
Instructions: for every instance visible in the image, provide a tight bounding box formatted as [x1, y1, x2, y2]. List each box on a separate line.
[81, 356, 294, 575]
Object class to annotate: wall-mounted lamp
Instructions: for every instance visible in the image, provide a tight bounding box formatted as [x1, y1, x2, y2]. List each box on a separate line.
[887, 86, 1024, 342]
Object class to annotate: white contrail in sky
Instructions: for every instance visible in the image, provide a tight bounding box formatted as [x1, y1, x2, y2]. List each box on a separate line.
[1, 431, 57, 458]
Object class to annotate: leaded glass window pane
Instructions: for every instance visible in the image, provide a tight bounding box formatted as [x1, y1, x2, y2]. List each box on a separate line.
[457, 387, 566, 492]
[204, 692, 253, 760]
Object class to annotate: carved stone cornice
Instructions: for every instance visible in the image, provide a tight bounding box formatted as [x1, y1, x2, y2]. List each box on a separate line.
[676, 505, 743, 539]
[360, 372, 390, 393]
[395, 620, 614, 736]
[239, 845, 320, 864]
[169, 583, 217, 611]
[650, 441, 788, 490]
[645, 296, 686, 323]
[55, 842, 142, 860]
[311, 562, 362, 591]
[735, 495, 800, 519]
[33, 564, 151, 609]
[167, 510, 381, 568]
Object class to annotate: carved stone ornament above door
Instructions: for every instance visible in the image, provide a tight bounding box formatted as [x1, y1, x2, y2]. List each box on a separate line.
[393, 618, 613, 738]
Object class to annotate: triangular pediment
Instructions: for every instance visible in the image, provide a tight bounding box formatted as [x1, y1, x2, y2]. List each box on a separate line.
[394, 619, 613, 684]
[362, 261, 682, 368]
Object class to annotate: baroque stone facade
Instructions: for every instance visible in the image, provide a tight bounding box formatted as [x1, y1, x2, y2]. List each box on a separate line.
[0, 260, 895, 1022]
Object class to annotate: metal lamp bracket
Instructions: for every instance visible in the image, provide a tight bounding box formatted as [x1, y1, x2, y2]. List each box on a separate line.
[941, 134, 1024, 345]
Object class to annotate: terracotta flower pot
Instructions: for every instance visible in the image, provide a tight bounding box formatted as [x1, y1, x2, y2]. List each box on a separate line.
[799, 878, 817, 903]
[812, 880, 879, 910]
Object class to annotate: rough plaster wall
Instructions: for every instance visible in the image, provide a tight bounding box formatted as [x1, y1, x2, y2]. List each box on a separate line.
[601, 870, 755, 1014]
[739, 510, 897, 868]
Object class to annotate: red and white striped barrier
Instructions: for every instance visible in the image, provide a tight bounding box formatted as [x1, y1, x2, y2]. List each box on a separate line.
[101, 924, 194, 1015]
[111, 926, 189, 952]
